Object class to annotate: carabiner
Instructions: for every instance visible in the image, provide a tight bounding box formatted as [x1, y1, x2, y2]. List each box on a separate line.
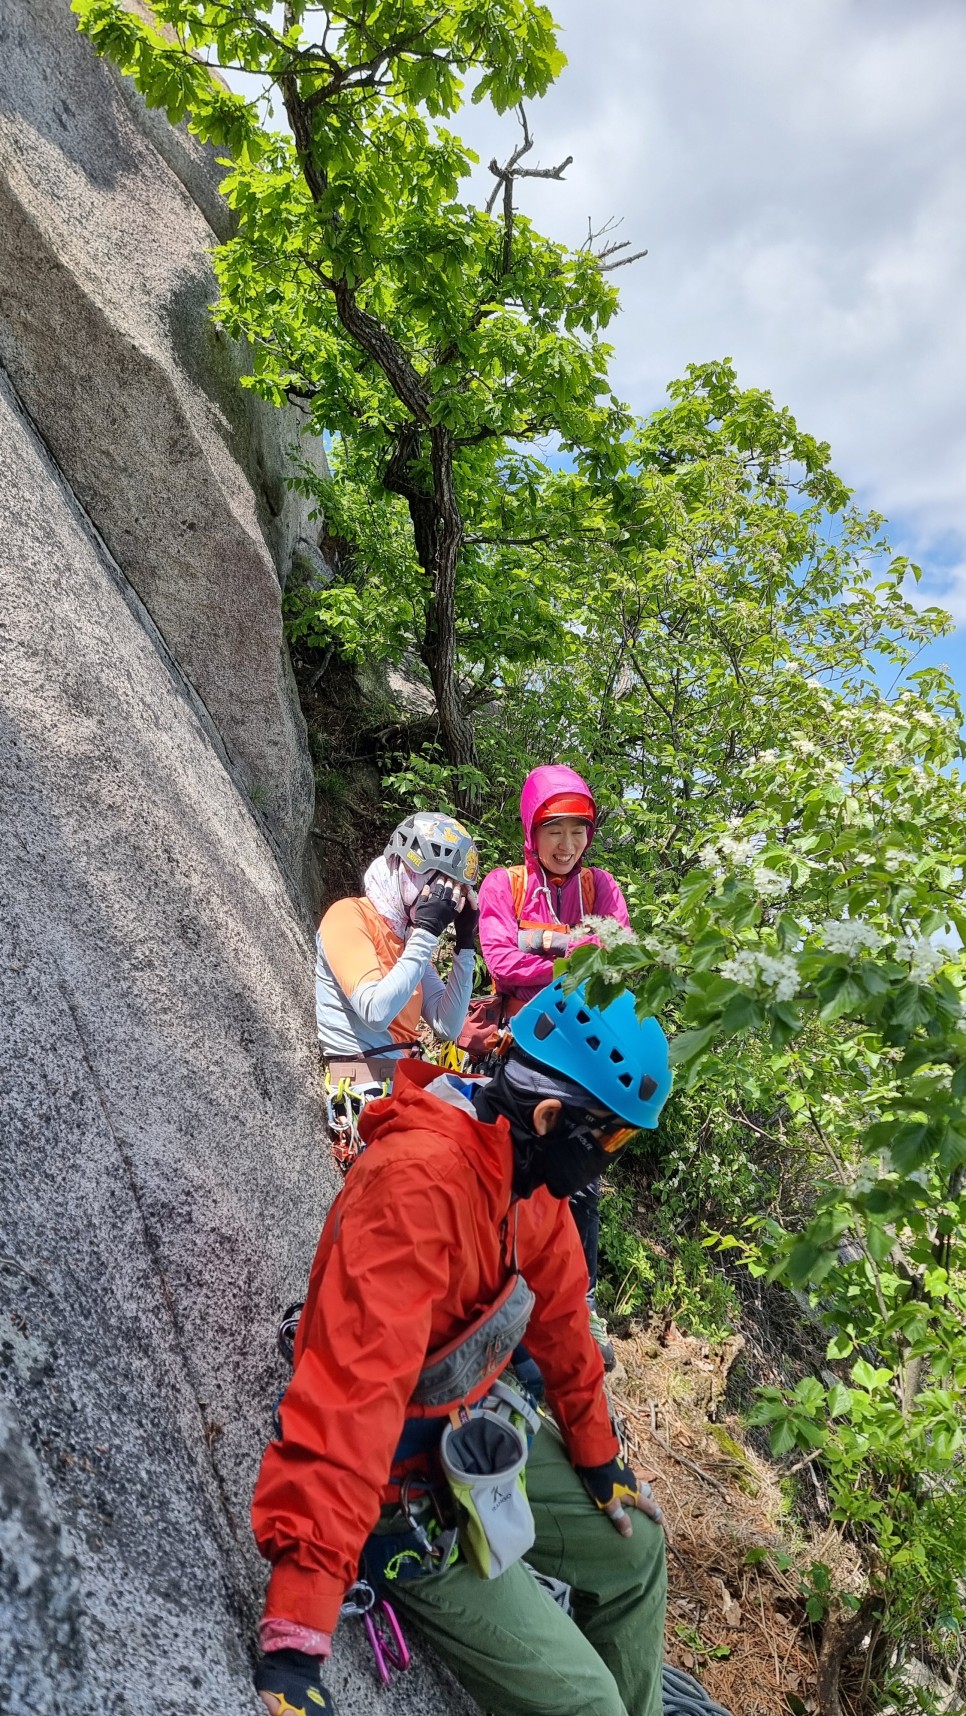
[340, 1579, 376, 1618]
[363, 1598, 411, 1687]
[341, 1580, 411, 1687]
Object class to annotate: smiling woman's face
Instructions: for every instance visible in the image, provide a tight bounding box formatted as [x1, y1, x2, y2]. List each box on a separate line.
[534, 816, 591, 875]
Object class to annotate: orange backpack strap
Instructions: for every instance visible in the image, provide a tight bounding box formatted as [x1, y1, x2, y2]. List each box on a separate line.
[506, 864, 597, 923]
[506, 864, 527, 921]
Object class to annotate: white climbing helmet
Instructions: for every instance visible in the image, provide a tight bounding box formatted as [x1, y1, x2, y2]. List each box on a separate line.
[386, 812, 479, 887]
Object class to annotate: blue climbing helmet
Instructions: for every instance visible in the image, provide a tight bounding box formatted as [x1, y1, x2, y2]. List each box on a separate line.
[509, 979, 672, 1130]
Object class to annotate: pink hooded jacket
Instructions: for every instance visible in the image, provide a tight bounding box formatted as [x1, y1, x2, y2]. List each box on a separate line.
[478, 765, 630, 1004]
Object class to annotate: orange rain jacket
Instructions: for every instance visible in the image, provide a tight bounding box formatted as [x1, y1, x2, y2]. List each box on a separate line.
[252, 1060, 619, 1635]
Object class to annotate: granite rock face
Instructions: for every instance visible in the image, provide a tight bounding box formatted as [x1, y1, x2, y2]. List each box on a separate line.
[0, 0, 326, 892]
[0, 372, 474, 1715]
[0, 4, 475, 1709]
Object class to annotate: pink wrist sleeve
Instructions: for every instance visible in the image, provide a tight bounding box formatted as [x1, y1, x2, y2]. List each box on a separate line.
[259, 1617, 333, 1658]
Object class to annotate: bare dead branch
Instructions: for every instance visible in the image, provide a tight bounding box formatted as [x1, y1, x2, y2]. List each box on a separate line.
[485, 104, 534, 214]
[580, 212, 647, 273]
[486, 106, 572, 275]
[597, 246, 648, 272]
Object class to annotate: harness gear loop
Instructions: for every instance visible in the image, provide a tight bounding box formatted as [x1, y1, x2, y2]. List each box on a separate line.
[322, 1041, 423, 1173]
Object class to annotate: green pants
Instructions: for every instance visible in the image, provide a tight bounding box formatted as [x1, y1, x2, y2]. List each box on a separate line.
[392, 1427, 666, 1716]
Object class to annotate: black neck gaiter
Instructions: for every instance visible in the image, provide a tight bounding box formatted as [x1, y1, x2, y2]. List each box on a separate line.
[473, 1065, 613, 1201]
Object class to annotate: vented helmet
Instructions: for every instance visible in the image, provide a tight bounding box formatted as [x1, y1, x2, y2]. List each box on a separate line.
[509, 979, 671, 1130]
[386, 812, 480, 887]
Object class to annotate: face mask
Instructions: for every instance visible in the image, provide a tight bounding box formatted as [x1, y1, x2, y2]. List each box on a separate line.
[533, 1111, 614, 1200]
[473, 1069, 617, 1201]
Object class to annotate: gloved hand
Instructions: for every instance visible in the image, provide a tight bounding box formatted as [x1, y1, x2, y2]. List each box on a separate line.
[254, 1648, 338, 1713]
[575, 1454, 664, 1538]
[453, 891, 480, 951]
[517, 929, 570, 958]
[411, 879, 459, 938]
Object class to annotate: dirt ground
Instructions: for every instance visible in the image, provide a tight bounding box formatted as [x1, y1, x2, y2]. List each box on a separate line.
[607, 1323, 866, 1716]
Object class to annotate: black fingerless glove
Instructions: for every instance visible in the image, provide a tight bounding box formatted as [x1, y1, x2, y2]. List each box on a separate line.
[254, 1648, 338, 1713]
[453, 901, 480, 952]
[411, 879, 457, 938]
[574, 1453, 640, 1512]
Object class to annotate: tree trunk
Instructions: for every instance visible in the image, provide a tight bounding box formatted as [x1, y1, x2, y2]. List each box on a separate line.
[816, 1594, 880, 1716]
[384, 426, 481, 819]
[281, 82, 480, 817]
[424, 424, 480, 817]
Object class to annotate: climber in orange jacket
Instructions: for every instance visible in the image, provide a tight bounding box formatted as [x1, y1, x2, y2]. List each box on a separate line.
[252, 981, 673, 1716]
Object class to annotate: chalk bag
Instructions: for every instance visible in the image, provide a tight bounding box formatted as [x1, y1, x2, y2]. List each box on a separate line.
[439, 1386, 539, 1579]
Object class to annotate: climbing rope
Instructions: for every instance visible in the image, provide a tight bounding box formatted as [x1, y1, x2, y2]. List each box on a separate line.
[662, 1663, 734, 1716]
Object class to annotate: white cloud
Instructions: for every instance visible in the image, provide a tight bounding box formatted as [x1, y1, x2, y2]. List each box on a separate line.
[456, 0, 966, 612]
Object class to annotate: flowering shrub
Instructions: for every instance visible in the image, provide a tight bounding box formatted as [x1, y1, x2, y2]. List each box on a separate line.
[561, 680, 966, 1685]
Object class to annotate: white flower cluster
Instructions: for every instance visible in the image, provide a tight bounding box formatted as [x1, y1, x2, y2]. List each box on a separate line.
[748, 742, 842, 787]
[752, 866, 790, 901]
[643, 935, 680, 968]
[820, 918, 887, 957]
[865, 706, 906, 734]
[698, 830, 759, 870]
[720, 833, 758, 866]
[819, 917, 949, 986]
[719, 950, 799, 1002]
[580, 915, 640, 951]
[896, 932, 946, 985]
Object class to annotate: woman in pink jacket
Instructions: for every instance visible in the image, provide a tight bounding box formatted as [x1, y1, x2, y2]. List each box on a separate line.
[478, 765, 631, 1370]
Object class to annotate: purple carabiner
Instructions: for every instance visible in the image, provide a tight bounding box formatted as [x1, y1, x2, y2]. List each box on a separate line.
[363, 1598, 411, 1686]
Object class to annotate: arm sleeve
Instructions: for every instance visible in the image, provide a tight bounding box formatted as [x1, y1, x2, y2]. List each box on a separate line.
[347, 928, 439, 1030]
[516, 1196, 619, 1470]
[252, 1172, 455, 1634]
[478, 869, 556, 994]
[420, 948, 475, 1040]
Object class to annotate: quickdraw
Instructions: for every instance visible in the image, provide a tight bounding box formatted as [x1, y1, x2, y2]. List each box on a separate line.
[340, 1581, 410, 1688]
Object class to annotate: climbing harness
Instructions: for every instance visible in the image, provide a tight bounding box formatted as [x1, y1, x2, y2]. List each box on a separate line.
[523, 1563, 572, 1614]
[324, 1070, 389, 1173]
[362, 1475, 460, 1589]
[322, 1040, 425, 1172]
[340, 1580, 411, 1688]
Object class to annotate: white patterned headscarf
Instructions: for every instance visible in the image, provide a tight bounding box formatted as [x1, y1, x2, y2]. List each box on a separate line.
[363, 854, 423, 940]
